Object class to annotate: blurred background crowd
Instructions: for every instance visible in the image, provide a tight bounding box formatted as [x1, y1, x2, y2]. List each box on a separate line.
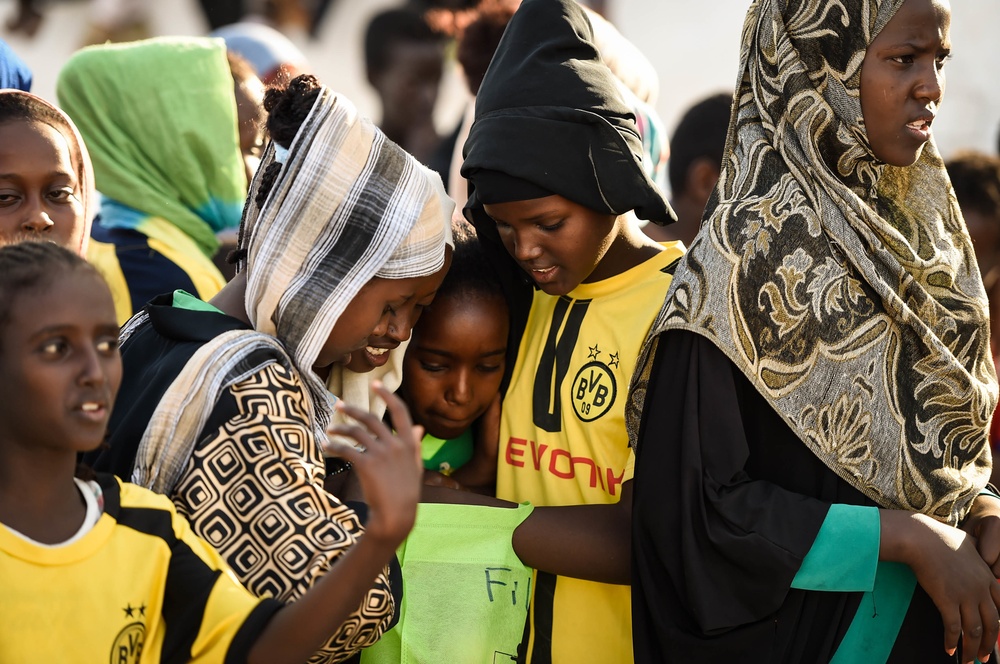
[4, 0, 999, 167]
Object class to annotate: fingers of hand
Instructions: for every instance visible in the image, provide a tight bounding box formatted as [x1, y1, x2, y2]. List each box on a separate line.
[322, 431, 369, 463]
[958, 602, 982, 664]
[374, 381, 416, 437]
[979, 598, 1000, 663]
[334, 399, 394, 444]
[943, 606, 962, 656]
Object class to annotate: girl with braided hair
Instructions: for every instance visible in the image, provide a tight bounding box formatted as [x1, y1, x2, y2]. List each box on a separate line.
[86, 74, 453, 663]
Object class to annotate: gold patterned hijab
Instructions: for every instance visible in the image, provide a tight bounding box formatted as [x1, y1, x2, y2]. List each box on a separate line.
[631, 0, 996, 526]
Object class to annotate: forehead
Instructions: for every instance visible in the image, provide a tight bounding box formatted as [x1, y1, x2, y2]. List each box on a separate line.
[2, 268, 93, 336]
[874, 0, 951, 44]
[417, 291, 507, 340]
[0, 119, 76, 171]
[482, 194, 573, 221]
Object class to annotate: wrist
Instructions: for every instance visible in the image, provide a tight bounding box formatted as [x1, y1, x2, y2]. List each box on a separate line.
[878, 509, 924, 565]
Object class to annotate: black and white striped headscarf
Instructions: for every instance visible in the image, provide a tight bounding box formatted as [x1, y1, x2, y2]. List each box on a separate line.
[133, 87, 453, 493]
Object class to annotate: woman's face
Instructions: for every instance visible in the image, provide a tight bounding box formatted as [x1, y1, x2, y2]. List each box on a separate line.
[860, 0, 951, 167]
[401, 291, 508, 440]
[315, 258, 451, 370]
[0, 119, 86, 248]
[345, 249, 452, 373]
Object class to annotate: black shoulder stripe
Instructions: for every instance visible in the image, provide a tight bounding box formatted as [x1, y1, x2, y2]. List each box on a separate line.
[661, 256, 682, 275]
[114, 500, 233, 664]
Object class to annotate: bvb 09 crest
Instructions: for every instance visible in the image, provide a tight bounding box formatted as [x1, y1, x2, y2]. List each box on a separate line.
[571, 344, 618, 422]
[110, 621, 145, 664]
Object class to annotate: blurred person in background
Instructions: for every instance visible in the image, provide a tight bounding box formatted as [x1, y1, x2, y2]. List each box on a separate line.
[57, 37, 264, 323]
[212, 20, 310, 87]
[0, 37, 31, 90]
[364, 5, 447, 165]
[645, 91, 732, 247]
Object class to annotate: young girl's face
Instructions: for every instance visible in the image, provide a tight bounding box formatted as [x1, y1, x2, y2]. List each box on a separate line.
[0, 119, 86, 247]
[860, 0, 951, 167]
[401, 292, 508, 440]
[483, 194, 619, 296]
[0, 268, 120, 456]
[345, 252, 452, 374]
[315, 258, 451, 370]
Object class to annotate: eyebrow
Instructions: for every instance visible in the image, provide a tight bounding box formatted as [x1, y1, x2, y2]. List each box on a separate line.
[0, 170, 75, 180]
[414, 346, 507, 358]
[28, 323, 118, 341]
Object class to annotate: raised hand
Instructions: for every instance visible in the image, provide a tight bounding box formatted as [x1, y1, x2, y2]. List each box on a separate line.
[324, 382, 424, 547]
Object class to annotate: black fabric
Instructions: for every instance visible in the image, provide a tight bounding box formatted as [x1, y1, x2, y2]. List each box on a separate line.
[458, 0, 676, 398]
[461, 0, 676, 229]
[91, 224, 201, 316]
[631, 330, 958, 663]
[84, 295, 252, 479]
[469, 169, 552, 206]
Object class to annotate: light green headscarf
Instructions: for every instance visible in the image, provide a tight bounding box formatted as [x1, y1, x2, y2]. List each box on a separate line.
[57, 36, 246, 257]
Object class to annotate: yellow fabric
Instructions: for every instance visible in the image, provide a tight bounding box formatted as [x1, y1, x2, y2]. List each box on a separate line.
[143, 216, 226, 301]
[87, 238, 133, 325]
[498, 241, 683, 663]
[0, 479, 266, 663]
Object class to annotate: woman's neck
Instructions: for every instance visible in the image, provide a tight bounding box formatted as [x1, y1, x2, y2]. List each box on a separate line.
[209, 272, 252, 325]
[585, 214, 665, 283]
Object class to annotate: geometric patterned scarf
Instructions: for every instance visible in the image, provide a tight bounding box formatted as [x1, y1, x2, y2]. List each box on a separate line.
[628, 0, 996, 526]
[132, 86, 453, 494]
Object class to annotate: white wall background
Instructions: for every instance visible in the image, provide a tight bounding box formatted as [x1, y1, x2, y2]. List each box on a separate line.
[3, 0, 998, 160]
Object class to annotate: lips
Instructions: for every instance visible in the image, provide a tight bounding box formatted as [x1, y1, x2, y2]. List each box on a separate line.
[525, 264, 559, 285]
[74, 398, 109, 422]
[360, 344, 396, 368]
[904, 111, 935, 139]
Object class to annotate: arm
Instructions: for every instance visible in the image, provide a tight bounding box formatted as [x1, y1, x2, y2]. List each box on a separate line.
[419, 480, 631, 585]
[880, 507, 1000, 664]
[449, 393, 501, 495]
[248, 384, 422, 664]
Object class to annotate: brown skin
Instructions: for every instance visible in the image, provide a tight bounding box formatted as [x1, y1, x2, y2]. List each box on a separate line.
[0, 269, 120, 544]
[369, 40, 445, 164]
[859, 0, 950, 167]
[880, 500, 1000, 664]
[483, 194, 662, 297]
[0, 270, 423, 664]
[0, 119, 87, 249]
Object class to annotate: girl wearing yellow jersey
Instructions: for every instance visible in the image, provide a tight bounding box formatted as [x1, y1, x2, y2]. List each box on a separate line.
[458, 0, 683, 660]
[0, 240, 424, 664]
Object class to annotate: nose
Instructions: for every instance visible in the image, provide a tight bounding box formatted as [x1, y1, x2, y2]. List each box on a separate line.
[444, 368, 472, 406]
[78, 346, 107, 387]
[508, 229, 543, 263]
[21, 198, 55, 234]
[370, 312, 391, 340]
[386, 306, 418, 344]
[916, 61, 944, 105]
